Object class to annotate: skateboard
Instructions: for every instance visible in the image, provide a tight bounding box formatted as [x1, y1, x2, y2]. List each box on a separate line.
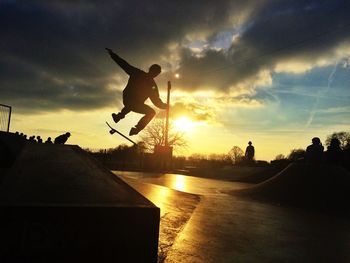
[106, 121, 137, 145]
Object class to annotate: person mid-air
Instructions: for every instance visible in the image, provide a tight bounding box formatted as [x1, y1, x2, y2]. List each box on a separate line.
[106, 48, 167, 136]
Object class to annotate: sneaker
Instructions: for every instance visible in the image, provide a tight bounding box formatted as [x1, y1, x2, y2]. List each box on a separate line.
[112, 113, 121, 124]
[129, 127, 139, 136]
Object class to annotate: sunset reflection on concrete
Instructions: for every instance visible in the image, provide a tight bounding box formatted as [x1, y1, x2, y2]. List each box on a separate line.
[173, 175, 185, 192]
[115, 171, 250, 196]
[137, 181, 171, 217]
[114, 171, 350, 263]
[114, 172, 200, 262]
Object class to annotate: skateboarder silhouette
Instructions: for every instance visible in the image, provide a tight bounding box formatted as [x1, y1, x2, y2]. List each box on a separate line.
[106, 48, 167, 136]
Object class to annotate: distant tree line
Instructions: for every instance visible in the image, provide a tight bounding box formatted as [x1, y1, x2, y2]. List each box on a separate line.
[86, 130, 350, 173]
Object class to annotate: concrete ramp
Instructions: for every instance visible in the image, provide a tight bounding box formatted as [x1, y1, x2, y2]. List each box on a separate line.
[0, 140, 159, 262]
[0, 131, 26, 168]
[235, 163, 350, 214]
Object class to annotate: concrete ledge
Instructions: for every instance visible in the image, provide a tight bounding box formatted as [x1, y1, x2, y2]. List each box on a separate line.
[1, 206, 159, 262]
[0, 140, 160, 262]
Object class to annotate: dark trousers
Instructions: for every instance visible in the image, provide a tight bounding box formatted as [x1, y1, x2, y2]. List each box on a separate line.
[118, 103, 156, 131]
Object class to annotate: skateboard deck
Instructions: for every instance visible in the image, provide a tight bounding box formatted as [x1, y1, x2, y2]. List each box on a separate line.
[106, 121, 137, 145]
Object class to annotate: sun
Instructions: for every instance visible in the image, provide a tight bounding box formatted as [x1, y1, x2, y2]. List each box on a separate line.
[173, 116, 195, 133]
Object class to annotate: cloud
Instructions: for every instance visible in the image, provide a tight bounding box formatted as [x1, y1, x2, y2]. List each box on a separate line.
[174, 0, 350, 94]
[171, 101, 216, 122]
[1, 0, 349, 115]
[0, 0, 257, 113]
[0, 53, 121, 113]
[155, 99, 216, 124]
[155, 91, 265, 126]
[317, 106, 350, 114]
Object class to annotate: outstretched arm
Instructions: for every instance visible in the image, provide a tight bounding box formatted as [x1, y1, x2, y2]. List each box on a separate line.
[150, 84, 168, 109]
[105, 48, 137, 75]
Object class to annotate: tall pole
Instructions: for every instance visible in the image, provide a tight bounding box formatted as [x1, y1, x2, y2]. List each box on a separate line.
[7, 105, 11, 132]
[164, 81, 171, 146]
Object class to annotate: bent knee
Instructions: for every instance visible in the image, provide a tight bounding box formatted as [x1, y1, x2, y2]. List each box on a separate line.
[147, 108, 156, 117]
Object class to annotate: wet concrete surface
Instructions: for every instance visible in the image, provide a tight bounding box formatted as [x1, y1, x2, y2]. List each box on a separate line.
[115, 174, 200, 262]
[114, 171, 350, 263]
[115, 171, 251, 196]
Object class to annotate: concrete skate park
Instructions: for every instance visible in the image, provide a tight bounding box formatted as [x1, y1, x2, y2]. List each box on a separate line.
[1, 131, 350, 262]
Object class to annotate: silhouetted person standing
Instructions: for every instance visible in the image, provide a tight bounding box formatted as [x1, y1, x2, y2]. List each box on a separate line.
[326, 138, 343, 165]
[54, 132, 71, 144]
[245, 141, 255, 163]
[106, 48, 167, 136]
[306, 137, 324, 163]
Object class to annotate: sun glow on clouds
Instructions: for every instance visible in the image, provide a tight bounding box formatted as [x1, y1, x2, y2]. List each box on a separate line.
[173, 116, 196, 133]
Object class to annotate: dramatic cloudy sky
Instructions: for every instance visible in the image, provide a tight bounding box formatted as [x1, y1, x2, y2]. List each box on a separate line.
[1, 0, 350, 160]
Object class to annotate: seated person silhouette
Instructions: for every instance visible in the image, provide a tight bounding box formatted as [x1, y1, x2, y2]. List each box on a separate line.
[306, 137, 324, 163]
[245, 141, 255, 162]
[106, 48, 167, 136]
[326, 138, 343, 164]
[36, 136, 43, 143]
[45, 137, 53, 144]
[54, 132, 71, 144]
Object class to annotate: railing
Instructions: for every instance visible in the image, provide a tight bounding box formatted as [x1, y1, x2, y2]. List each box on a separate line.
[0, 103, 12, 132]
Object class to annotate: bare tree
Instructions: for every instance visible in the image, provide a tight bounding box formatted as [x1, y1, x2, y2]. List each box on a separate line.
[288, 148, 306, 161]
[228, 146, 244, 165]
[208, 153, 231, 162]
[274, 154, 286, 160]
[325, 131, 350, 149]
[139, 119, 188, 153]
